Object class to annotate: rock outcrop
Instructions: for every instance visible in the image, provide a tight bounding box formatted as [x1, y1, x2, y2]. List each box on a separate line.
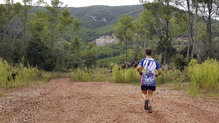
[94, 35, 119, 46]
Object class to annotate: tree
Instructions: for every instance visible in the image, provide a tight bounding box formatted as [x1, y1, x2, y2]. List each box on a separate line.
[44, 0, 63, 46]
[114, 15, 134, 62]
[143, 1, 175, 66]
[0, 5, 7, 34]
[57, 8, 73, 37]
[84, 52, 97, 69]
[174, 0, 195, 59]
[198, 0, 218, 58]
[71, 36, 82, 53]
[69, 18, 82, 55]
[22, 0, 32, 55]
[25, 39, 57, 71]
[27, 11, 49, 41]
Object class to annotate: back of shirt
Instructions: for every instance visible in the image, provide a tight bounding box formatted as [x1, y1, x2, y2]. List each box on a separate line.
[139, 58, 160, 86]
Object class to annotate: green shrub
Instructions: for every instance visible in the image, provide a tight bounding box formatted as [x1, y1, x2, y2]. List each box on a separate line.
[71, 68, 91, 82]
[124, 68, 141, 83]
[172, 54, 189, 71]
[0, 58, 47, 88]
[0, 58, 10, 83]
[112, 64, 125, 82]
[112, 64, 141, 83]
[71, 68, 113, 82]
[89, 68, 113, 82]
[188, 59, 219, 90]
[157, 69, 186, 85]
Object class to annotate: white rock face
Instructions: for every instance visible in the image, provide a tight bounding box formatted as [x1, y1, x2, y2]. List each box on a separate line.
[95, 35, 119, 46]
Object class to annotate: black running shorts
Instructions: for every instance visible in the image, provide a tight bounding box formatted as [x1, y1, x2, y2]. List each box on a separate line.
[141, 85, 156, 91]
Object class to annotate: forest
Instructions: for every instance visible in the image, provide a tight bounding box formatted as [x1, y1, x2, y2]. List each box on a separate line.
[0, 0, 219, 94]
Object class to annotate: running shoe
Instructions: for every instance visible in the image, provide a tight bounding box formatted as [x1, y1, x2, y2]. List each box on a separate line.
[144, 100, 149, 110]
[148, 106, 152, 113]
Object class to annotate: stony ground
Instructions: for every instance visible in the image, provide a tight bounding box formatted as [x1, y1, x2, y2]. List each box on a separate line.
[0, 78, 219, 123]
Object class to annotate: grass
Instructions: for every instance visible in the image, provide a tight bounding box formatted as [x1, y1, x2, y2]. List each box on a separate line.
[70, 68, 113, 82]
[0, 58, 49, 89]
[70, 65, 141, 84]
[188, 59, 219, 96]
[112, 64, 141, 83]
[48, 72, 71, 80]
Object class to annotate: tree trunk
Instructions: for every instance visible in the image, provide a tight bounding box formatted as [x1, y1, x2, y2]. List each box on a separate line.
[186, 42, 190, 59]
[186, 0, 194, 60]
[191, 0, 198, 59]
[165, 17, 171, 66]
[125, 38, 128, 62]
[206, 0, 213, 58]
[22, 1, 27, 56]
[165, 1, 172, 67]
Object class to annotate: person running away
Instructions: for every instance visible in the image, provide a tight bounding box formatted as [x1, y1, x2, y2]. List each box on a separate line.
[137, 48, 162, 113]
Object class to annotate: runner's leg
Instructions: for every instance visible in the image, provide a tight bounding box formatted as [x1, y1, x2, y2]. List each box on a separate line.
[148, 90, 153, 106]
[142, 90, 149, 110]
[141, 90, 147, 100]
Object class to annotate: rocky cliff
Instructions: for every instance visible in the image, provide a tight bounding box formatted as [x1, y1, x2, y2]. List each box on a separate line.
[94, 35, 119, 46]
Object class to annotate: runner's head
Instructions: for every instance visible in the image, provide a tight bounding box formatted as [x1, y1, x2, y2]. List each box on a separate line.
[145, 48, 152, 56]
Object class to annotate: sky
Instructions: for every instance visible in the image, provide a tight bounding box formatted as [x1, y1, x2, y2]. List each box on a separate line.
[1, 0, 142, 7]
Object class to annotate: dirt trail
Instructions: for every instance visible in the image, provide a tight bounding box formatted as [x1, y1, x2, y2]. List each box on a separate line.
[0, 78, 219, 123]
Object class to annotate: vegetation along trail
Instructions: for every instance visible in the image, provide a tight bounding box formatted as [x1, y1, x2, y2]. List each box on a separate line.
[0, 78, 219, 123]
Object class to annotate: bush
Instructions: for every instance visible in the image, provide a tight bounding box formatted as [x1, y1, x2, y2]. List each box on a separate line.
[172, 54, 189, 71]
[70, 68, 112, 82]
[0, 58, 48, 88]
[90, 68, 113, 82]
[25, 39, 57, 71]
[70, 68, 91, 82]
[112, 64, 125, 82]
[156, 69, 186, 85]
[188, 59, 219, 90]
[112, 64, 141, 83]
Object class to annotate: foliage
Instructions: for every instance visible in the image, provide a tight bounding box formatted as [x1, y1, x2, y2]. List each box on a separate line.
[112, 64, 141, 83]
[83, 52, 97, 69]
[68, 5, 143, 29]
[71, 68, 91, 82]
[70, 68, 112, 82]
[0, 58, 48, 89]
[114, 15, 134, 62]
[25, 39, 57, 71]
[0, 5, 6, 29]
[172, 54, 189, 71]
[157, 69, 186, 85]
[57, 8, 73, 34]
[188, 59, 219, 90]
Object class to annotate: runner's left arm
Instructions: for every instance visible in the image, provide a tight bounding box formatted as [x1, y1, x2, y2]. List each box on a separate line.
[155, 60, 162, 77]
[157, 68, 162, 76]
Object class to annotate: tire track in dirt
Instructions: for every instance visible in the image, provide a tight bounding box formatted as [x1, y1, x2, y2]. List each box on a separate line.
[0, 78, 219, 123]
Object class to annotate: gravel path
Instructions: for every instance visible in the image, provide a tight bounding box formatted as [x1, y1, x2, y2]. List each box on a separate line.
[0, 78, 219, 123]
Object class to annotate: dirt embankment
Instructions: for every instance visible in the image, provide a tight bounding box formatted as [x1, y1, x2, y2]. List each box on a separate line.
[0, 78, 219, 123]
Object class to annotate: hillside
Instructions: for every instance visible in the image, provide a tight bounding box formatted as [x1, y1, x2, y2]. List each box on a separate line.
[30, 5, 143, 42]
[68, 5, 143, 28]
[68, 5, 143, 42]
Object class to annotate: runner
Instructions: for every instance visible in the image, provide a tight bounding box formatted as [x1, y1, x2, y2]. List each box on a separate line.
[137, 48, 162, 113]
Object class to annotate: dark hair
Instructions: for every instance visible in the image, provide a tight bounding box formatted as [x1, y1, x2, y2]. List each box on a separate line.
[145, 48, 152, 56]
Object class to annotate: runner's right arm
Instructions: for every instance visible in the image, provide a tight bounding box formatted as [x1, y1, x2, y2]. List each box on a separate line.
[137, 65, 143, 76]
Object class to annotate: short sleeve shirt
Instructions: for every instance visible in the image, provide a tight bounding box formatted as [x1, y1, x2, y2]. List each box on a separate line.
[139, 57, 160, 86]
